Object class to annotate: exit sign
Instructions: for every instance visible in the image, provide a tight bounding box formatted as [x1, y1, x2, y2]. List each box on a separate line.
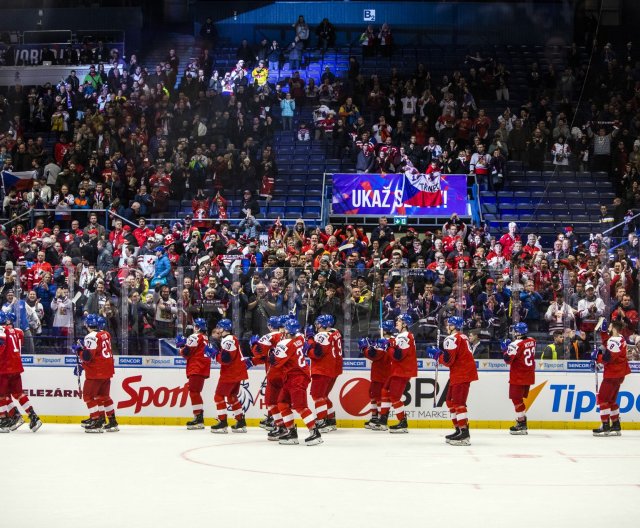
[394, 216, 407, 226]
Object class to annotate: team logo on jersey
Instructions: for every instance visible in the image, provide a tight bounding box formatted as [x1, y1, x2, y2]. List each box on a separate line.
[339, 378, 371, 416]
[230, 380, 255, 414]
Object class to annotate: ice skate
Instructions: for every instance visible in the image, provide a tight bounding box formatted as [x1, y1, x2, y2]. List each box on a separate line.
[231, 417, 247, 433]
[371, 415, 388, 431]
[80, 417, 94, 429]
[593, 422, 611, 437]
[389, 417, 408, 434]
[28, 412, 42, 433]
[7, 413, 24, 431]
[304, 427, 323, 446]
[322, 417, 337, 432]
[449, 427, 471, 446]
[364, 416, 379, 430]
[186, 414, 204, 430]
[259, 415, 274, 431]
[609, 420, 622, 436]
[85, 418, 105, 433]
[509, 418, 528, 435]
[0, 416, 10, 433]
[278, 425, 299, 445]
[210, 419, 229, 434]
[445, 427, 461, 444]
[267, 425, 288, 441]
[103, 417, 119, 432]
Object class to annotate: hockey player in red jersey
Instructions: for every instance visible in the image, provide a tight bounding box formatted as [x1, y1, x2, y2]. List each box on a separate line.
[210, 319, 249, 433]
[269, 319, 323, 446]
[427, 316, 478, 446]
[0, 312, 42, 433]
[176, 318, 212, 430]
[306, 314, 342, 433]
[592, 319, 631, 436]
[502, 322, 536, 435]
[247, 315, 285, 434]
[359, 320, 393, 429]
[73, 314, 118, 433]
[375, 314, 417, 433]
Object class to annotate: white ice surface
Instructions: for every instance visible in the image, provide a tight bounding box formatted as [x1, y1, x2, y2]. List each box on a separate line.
[2, 425, 639, 528]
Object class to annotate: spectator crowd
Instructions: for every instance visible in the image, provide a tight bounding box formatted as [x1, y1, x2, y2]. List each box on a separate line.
[0, 23, 640, 359]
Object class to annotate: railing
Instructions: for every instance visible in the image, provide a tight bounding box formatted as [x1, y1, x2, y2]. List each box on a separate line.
[5, 261, 627, 361]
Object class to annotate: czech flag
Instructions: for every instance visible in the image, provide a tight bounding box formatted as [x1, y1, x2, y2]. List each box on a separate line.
[1, 170, 36, 191]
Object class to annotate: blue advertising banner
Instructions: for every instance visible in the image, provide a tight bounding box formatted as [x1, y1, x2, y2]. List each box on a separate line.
[332, 173, 469, 216]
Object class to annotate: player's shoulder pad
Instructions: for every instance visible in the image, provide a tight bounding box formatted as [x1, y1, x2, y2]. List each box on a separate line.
[314, 331, 330, 345]
[258, 334, 273, 346]
[273, 340, 289, 358]
[395, 333, 410, 349]
[443, 335, 457, 351]
[186, 334, 199, 347]
[507, 341, 519, 356]
[221, 335, 237, 351]
[84, 332, 98, 349]
[607, 336, 624, 353]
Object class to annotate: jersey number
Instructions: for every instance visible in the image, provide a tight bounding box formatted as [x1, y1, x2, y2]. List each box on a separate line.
[100, 339, 112, 359]
[295, 346, 306, 368]
[523, 349, 534, 367]
[7, 333, 21, 353]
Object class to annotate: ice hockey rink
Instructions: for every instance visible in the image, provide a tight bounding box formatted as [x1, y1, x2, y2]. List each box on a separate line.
[2, 425, 639, 528]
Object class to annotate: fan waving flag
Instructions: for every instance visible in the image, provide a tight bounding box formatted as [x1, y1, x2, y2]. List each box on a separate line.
[402, 166, 444, 207]
[1, 170, 36, 191]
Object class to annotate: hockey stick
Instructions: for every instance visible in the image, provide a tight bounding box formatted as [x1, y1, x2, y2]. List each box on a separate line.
[433, 324, 441, 408]
[593, 317, 605, 393]
[74, 339, 84, 399]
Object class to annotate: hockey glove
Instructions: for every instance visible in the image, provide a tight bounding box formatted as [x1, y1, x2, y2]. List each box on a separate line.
[204, 344, 218, 358]
[305, 324, 315, 339]
[358, 337, 371, 350]
[73, 364, 83, 377]
[175, 334, 187, 348]
[249, 334, 260, 347]
[425, 346, 442, 360]
[375, 338, 389, 351]
[244, 358, 253, 369]
[500, 339, 512, 353]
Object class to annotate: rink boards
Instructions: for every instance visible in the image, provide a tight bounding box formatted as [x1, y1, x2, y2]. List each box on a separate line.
[20, 356, 640, 429]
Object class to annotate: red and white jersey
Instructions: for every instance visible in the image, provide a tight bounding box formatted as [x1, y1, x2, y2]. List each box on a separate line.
[309, 330, 336, 377]
[388, 331, 418, 378]
[252, 331, 283, 378]
[82, 330, 115, 380]
[182, 332, 211, 378]
[216, 334, 248, 383]
[329, 328, 344, 376]
[364, 342, 392, 383]
[440, 331, 478, 384]
[505, 337, 536, 386]
[271, 334, 310, 380]
[0, 326, 25, 375]
[601, 335, 631, 379]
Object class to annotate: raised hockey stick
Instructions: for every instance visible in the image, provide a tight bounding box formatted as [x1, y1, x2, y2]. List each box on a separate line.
[433, 324, 441, 408]
[593, 317, 605, 393]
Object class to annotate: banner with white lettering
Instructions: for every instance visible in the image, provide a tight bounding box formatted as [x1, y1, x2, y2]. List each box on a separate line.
[21, 357, 640, 424]
[331, 173, 469, 216]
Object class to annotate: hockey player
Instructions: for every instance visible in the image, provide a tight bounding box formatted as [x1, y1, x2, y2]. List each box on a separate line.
[210, 319, 249, 433]
[175, 318, 212, 430]
[592, 320, 631, 436]
[359, 320, 393, 429]
[247, 315, 285, 433]
[324, 314, 343, 431]
[270, 319, 322, 446]
[73, 313, 118, 433]
[375, 314, 417, 433]
[501, 322, 536, 435]
[427, 316, 478, 446]
[306, 314, 342, 433]
[0, 312, 42, 433]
